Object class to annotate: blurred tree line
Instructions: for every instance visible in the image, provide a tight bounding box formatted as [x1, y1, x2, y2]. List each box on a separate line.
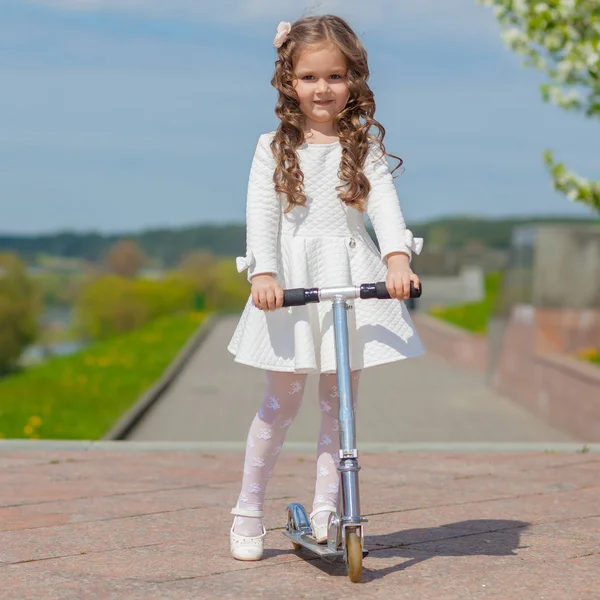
[0, 240, 249, 373]
[0, 253, 40, 374]
[1, 216, 593, 265]
[0, 225, 246, 265]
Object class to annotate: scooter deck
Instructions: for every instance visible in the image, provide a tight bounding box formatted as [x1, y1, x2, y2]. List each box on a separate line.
[282, 530, 369, 560]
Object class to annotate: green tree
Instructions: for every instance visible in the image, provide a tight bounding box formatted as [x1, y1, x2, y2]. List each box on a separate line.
[75, 274, 197, 340]
[208, 259, 252, 312]
[105, 239, 147, 278]
[478, 0, 599, 211]
[178, 249, 218, 307]
[0, 253, 40, 373]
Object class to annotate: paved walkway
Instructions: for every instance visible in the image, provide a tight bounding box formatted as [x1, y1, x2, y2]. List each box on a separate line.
[0, 443, 598, 599]
[129, 315, 576, 443]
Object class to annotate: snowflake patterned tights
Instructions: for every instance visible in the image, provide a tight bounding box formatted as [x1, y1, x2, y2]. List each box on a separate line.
[233, 370, 361, 537]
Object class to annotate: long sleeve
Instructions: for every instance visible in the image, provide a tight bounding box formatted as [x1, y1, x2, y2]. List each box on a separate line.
[236, 133, 281, 282]
[364, 142, 423, 263]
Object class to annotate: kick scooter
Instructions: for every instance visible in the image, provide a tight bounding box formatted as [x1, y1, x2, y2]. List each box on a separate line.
[280, 280, 422, 583]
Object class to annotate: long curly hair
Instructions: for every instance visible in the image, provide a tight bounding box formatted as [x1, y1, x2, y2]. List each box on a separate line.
[270, 14, 403, 214]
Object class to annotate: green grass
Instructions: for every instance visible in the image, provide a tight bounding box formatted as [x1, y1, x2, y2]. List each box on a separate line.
[577, 347, 600, 366]
[0, 311, 207, 440]
[429, 272, 501, 335]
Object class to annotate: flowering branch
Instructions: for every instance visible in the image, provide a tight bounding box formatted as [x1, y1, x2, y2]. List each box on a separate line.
[477, 0, 600, 212]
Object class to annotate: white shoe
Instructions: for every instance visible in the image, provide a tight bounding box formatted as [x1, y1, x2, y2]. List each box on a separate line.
[230, 505, 266, 561]
[309, 505, 337, 544]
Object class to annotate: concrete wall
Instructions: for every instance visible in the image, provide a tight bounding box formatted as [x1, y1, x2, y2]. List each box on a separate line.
[510, 224, 600, 309]
[412, 314, 487, 372]
[491, 304, 600, 441]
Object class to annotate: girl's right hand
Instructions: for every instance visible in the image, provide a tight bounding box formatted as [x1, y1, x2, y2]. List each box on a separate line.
[251, 274, 284, 311]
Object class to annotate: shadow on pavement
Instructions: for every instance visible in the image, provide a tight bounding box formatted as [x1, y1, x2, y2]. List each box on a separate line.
[282, 519, 530, 583]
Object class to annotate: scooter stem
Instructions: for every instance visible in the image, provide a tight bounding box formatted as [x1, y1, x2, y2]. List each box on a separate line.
[332, 296, 361, 527]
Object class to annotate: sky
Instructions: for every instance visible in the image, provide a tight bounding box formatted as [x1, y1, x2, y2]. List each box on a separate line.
[1, 0, 598, 235]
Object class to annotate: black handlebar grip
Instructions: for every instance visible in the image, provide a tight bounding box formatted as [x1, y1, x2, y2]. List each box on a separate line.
[282, 288, 308, 307]
[374, 281, 422, 299]
[282, 287, 320, 307]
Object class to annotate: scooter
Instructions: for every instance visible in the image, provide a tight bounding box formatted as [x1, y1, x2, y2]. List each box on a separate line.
[280, 280, 422, 583]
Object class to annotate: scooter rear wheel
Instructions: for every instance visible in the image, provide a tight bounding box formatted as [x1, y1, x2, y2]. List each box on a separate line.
[285, 504, 306, 550]
[345, 528, 362, 582]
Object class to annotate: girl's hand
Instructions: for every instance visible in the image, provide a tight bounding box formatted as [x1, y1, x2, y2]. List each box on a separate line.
[251, 274, 284, 311]
[385, 253, 420, 300]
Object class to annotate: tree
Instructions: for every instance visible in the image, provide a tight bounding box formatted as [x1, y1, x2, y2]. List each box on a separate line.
[478, 0, 600, 211]
[76, 274, 196, 340]
[0, 253, 40, 373]
[179, 250, 217, 285]
[178, 251, 249, 311]
[105, 239, 146, 278]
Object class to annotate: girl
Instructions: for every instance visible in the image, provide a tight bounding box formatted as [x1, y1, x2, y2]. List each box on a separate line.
[227, 15, 425, 561]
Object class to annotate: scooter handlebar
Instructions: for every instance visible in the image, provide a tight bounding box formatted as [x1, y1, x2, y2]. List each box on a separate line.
[282, 281, 422, 307]
[362, 281, 421, 300]
[282, 288, 312, 307]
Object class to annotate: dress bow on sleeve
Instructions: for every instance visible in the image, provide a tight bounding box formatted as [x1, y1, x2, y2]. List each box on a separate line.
[404, 229, 424, 256]
[236, 250, 255, 273]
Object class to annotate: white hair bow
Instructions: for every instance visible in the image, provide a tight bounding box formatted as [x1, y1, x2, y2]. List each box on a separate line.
[273, 21, 292, 48]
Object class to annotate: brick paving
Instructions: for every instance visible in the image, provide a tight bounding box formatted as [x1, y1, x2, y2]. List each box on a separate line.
[0, 443, 598, 599]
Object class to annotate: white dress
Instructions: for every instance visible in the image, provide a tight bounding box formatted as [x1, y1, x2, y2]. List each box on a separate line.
[227, 131, 426, 374]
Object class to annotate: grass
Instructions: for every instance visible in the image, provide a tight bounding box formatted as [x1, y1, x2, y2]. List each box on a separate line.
[577, 347, 600, 366]
[428, 271, 501, 335]
[0, 311, 207, 440]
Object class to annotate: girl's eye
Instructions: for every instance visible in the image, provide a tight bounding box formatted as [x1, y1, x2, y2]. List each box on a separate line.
[302, 75, 344, 80]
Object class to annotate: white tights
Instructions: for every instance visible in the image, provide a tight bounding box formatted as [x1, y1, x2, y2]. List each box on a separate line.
[233, 370, 361, 537]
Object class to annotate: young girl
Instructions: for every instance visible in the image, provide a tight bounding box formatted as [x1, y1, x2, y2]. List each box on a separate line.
[227, 15, 425, 561]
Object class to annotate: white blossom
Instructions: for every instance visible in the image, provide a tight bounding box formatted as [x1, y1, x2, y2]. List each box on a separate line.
[477, 0, 600, 212]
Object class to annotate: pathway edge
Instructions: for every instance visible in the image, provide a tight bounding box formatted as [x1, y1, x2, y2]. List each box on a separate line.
[101, 313, 220, 441]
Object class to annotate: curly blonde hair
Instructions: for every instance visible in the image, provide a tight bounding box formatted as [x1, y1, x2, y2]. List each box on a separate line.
[270, 14, 403, 213]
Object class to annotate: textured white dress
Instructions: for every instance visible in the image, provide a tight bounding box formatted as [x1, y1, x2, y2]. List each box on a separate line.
[227, 131, 426, 374]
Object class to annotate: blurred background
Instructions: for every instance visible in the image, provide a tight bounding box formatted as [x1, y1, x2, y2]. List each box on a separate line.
[1, 0, 598, 444]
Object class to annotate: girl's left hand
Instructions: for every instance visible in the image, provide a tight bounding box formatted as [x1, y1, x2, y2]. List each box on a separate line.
[385, 253, 420, 300]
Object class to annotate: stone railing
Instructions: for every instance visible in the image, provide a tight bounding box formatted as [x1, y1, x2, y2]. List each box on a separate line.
[491, 306, 600, 441]
[416, 306, 600, 441]
[412, 313, 487, 371]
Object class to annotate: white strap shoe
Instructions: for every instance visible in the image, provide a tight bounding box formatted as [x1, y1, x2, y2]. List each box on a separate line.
[309, 505, 337, 544]
[230, 505, 266, 561]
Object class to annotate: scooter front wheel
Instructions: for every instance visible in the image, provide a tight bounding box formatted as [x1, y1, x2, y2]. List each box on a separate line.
[345, 528, 362, 582]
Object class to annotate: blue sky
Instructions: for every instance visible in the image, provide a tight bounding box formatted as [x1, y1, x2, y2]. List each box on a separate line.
[1, 0, 598, 234]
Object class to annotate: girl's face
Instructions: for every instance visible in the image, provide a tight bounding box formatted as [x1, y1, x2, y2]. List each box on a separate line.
[292, 44, 350, 131]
